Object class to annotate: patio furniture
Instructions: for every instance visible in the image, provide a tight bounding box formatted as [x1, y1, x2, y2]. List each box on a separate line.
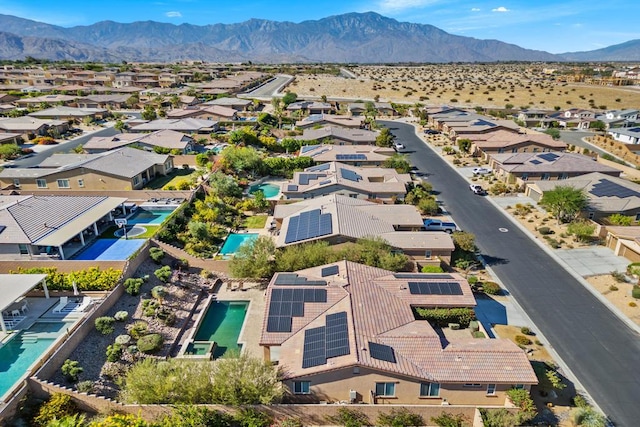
[53, 296, 68, 313]
[11, 309, 20, 317]
[20, 302, 28, 314]
[74, 296, 92, 312]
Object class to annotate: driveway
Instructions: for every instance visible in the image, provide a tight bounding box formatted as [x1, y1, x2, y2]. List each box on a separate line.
[555, 247, 631, 277]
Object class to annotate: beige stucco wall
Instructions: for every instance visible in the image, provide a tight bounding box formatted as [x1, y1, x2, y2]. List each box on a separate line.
[2, 170, 134, 191]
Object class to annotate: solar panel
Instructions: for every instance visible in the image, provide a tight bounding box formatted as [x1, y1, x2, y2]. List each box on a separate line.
[266, 315, 292, 332]
[394, 273, 453, 280]
[339, 168, 362, 182]
[302, 312, 350, 367]
[287, 184, 299, 191]
[300, 145, 320, 154]
[0, 225, 5, 235]
[321, 265, 339, 277]
[590, 179, 640, 198]
[408, 282, 463, 295]
[266, 284, 328, 333]
[368, 341, 396, 363]
[302, 326, 326, 368]
[299, 173, 326, 185]
[319, 180, 332, 185]
[307, 163, 330, 172]
[537, 152, 560, 162]
[284, 210, 333, 244]
[530, 159, 542, 165]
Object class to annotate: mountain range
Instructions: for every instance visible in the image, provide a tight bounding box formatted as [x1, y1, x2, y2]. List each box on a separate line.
[0, 12, 638, 63]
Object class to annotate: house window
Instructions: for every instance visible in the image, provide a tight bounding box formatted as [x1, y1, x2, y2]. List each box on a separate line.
[560, 173, 569, 180]
[13, 179, 20, 187]
[57, 179, 70, 188]
[133, 176, 140, 186]
[513, 384, 525, 390]
[18, 244, 29, 255]
[487, 384, 496, 395]
[498, 148, 504, 153]
[588, 212, 595, 219]
[541, 173, 551, 180]
[511, 148, 517, 153]
[36, 179, 47, 188]
[425, 250, 432, 258]
[292, 381, 310, 395]
[463, 383, 482, 388]
[375, 382, 396, 397]
[78, 179, 84, 188]
[521, 173, 528, 181]
[420, 382, 440, 397]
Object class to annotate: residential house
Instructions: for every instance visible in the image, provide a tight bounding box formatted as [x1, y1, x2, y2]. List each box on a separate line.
[603, 226, 640, 262]
[75, 95, 130, 110]
[489, 152, 621, 185]
[287, 101, 333, 116]
[548, 109, 596, 130]
[445, 118, 521, 141]
[608, 127, 640, 145]
[296, 114, 365, 130]
[516, 109, 554, 128]
[260, 261, 537, 405]
[83, 130, 195, 154]
[296, 126, 378, 145]
[166, 105, 238, 121]
[0, 194, 128, 260]
[469, 130, 567, 160]
[525, 172, 640, 221]
[0, 147, 173, 191]
[0, 117, 68, 139]
[202, 97, 253, 111]
[281, 162, 411, 202]
[0, 133, 22, 145]
[299, 145, 395, 167]
[596, 109, 639, 129]
[348, 102, 397, 117]
[129, 118, 218, 134]
[113, 72, 139, 88]
[14, 94, 77, 109]
[28, 106, 109, 122]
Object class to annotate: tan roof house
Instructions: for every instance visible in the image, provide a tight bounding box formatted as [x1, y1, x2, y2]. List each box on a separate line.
[299, 144, 395, 167]
[281, 162, 410, 202]
[260, 261, 537, 405]
[296, 126, 378, 145]
[28, 106, 109, 122]
[202, 97, 253, 111]
[296, 114, 364, 129]
[0, 117, 68, 139]
[129, 118, 218, 134]
[489, 152, 621, 185]
[166, 105, 238, 121]
[470, 130, 567, 160]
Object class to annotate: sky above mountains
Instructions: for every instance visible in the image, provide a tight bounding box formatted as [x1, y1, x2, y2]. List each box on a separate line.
[1, 0, 638, 54]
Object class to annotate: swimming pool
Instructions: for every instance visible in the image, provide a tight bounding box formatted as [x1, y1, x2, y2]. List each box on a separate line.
[249, 183, 280, 199]
[127, 207, 176, 225]
[193, 301, 248, 358]
[0, 321, 73, 401]
[219, 233, 258, 255]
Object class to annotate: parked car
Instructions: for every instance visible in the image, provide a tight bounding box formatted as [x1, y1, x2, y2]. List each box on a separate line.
[424, 129, 439, 134]
[423, 218, 458, 233]
[394, 142, 405, 151]
[469, 184, 486, 195]
[472, 167, 491, 175]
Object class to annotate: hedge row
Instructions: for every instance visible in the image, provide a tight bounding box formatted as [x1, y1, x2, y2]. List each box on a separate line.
[414, 307, 476, 327]
[10, 266, 122, 291]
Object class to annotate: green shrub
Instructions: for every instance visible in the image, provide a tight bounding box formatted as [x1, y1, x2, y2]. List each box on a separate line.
[234, 408, 273, 427]
[154, 265, 172, 282]
[506, 388, 537, 423]
[142, 299, 160, 317]
[414, 307, 476, 327]
[520, 326, 532, 335]
[327, 407, 370, 427]
[61, 359, 83, 383]
[149, 247, 165, 263]
[473, 331, 485, 338]
[129, 321, 148, 339]
[431, 412, 468, 427]
[95, 316, 115, 335]
[609, 285, 619, 291]
[573, 395, 589, 408]
[123, 277, 144, 296]
[33, 393, 77, 427]
[76, 380, 94, 394]
[627, 262, 640, 276]
[421, 265, 444, 273]
[114, 311, 129, 321]
[469, 320, 479, 332]
[115, 334, 132, 346]
[138, 333, 164, 353]
[538, 226, 552, 235]
[515, 335, 532, 345]
[633, 286, 640, 299]
[467, 275, 479, 285]
[377, 407, 423, 427]
[482, 281, 501, 295]
[106, 343, 124, 362]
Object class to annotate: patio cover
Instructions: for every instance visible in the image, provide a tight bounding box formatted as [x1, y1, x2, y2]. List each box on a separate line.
[36, 197, 127, 246]
[0, 274, 47, 312]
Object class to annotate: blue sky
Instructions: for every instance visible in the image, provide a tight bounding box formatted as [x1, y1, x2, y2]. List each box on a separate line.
[1, 0, 638, 54]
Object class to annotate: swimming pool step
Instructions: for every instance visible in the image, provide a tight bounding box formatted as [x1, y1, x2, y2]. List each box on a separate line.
[20, 336, 38, 343]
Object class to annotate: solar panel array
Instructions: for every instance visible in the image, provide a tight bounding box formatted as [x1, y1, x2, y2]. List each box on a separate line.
[298, 173, 326, 185]
[266, 287, 328, 333]
[300, 145, 320, 154]
[287, 184, 299, 192]
[319, 180, 332, 186]
[537, 153, 560, 162]
[284, 209, 333, 244]
[590, 179, 640, 199]
[530, 159, 542, 165]
[274, 273, 327, 286]
[321, 265, 339, 277]
[394, 273, 453, 280]
[368, 341, 396, 363]
[307, 163, 330, 172]
[0, 225, 5, 235]
[408, 281, 463, 295]
[336, 154, 367, 160]
[340, 168, 363, 182]
[302, 311, 350, 368]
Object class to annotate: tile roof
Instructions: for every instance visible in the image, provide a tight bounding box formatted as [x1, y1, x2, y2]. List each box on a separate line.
[130, 118, 217, 132]
[263, 261, 537, 384]
[491, 152, 621, 175]
[299, 144, 395, 163]
[473, 130, 567, 149]
[297, 126, 378, 143]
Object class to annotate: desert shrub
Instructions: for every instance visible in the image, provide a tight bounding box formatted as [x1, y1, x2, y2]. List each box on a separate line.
[156, 307, 176, 326]
[275, 418, 304, 427]
[473, 331, 485, 338]
[611, 270, 627, 283]
[123, 277, 144, 296]
[114, 310, 129, 321]
[115, 334, 132, 346]
[106, 343, 124, 362]
[327, 407, 370, 427]
[608, 213, 633, 226]
[520, 326, 532, 335]
[142, 299, 160, 317]
[573, 394, 589, 408]
[154, 265, 172, 282]
[33, 393, 77, 427]
[129, 321, 148, 339]
[515, 335, 532, 345]
[76, 380, 94, 394]
[482, 281, 501, 295]
[421, 265, 444, 273]
[414, 307, 476, 327]
[377, 407, 423, 427]
[609, 285, 619, 291]
[138, 333, 164, 353]
[431, 412, 468, 427]
[627, 262, 640, 276]
[538, 226, 552, 235]
[95, 316, 115, 335]
[571, 406, 606, 427]
[630, 301, 637, 307]
[467, 275, 479, 285]
[506, 388, 537, 424]
[158, 406, 234, 427]
[61, 359, 83, 382]
[149, 247, 165, 263]
[234, 408, 273, 427]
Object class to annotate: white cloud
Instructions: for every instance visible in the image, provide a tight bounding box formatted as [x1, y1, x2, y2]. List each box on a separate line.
[165, 11, 182, 18]
[471, 8, 481, 12]
[377, 0, 439, 12]
[492, 6, 510, 12]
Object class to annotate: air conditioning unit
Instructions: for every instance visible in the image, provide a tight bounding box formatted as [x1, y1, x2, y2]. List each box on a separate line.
[349, 390, 357, 403]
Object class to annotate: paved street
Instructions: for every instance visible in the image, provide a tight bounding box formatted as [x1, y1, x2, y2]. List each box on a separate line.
[240, 74, 293, 100]
[381, 120, 640, 426]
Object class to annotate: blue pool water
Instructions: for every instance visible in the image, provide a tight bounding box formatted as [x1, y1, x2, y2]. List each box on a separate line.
[127, 207, 175, 225]
[219, 233, 258, 255]
[74, 238, 146, 261]
[249, 183, 280, 198]
[0, 322, 73, 400]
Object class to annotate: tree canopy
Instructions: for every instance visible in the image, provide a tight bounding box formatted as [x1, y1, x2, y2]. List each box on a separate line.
[375, 127, 395, 147]
[383, 153, 411, 173]
[540, 186, 588, 223]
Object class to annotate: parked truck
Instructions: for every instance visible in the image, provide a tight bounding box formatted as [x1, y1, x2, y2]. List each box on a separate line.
[423, 218, 458, 233]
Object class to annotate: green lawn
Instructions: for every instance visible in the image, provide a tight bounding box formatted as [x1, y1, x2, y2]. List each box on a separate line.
[99, 225, 159, 239]
[243, 215, 268, 229]
[144, 168, 197, 190]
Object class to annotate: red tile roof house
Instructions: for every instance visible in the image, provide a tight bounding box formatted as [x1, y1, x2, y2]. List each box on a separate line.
[299, 144, 395, 167]
[260, 261, 537, 405]
[296, 125, 378, 145]
[468, 129, 567, 160]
